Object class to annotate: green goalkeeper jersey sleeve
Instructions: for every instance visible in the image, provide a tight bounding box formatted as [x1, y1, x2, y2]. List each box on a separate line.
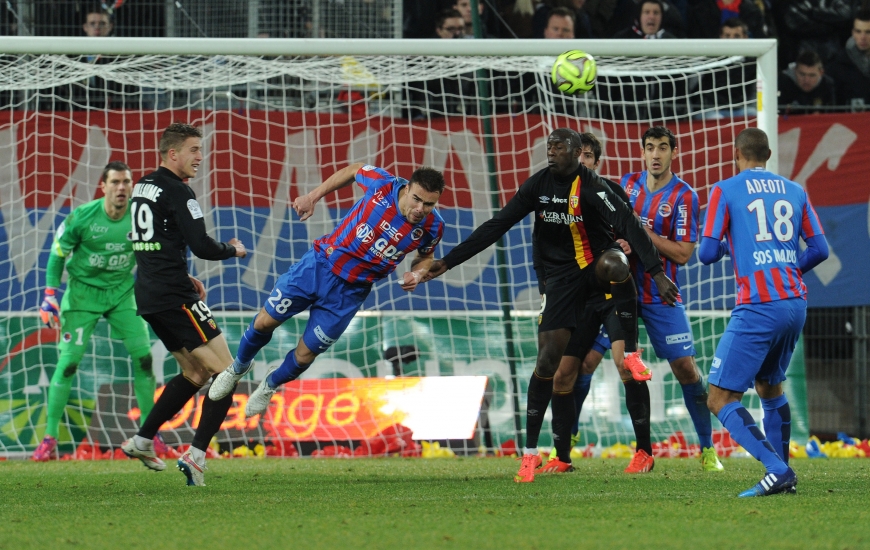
[48, 198, 135, 292]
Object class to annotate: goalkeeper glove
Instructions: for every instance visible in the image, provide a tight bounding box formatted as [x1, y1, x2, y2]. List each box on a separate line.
[40, 288, 60, 329]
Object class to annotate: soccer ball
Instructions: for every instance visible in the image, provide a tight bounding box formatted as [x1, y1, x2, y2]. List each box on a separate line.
[551, 50, 597, 95]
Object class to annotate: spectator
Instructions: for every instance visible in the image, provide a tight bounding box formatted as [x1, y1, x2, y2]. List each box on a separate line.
[779, 50, 837, 112]
[406, 9, 477, 119]
[83, 8, 113, 37]
[435, 8, 466, 38]
[570, 0, 596, 38]
[687, 0, 766, 39]
[719, 16, 748, 39]
[498, 0, 535, 38]
[694, 17, 756, 119]
[827, 9, 870, 109]
[584, 0, 618, 38]
[454, 0, 495, 37]
[613, 0, 678, 38]
[778, 1, 854, 69]
[609, 0, 684, 37]
[543, 7, 576, 38]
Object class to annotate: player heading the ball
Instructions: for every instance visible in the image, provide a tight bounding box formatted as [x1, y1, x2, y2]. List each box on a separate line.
[208, 164, 445, 420]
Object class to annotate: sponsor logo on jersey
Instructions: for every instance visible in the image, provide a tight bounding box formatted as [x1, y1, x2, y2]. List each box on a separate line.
[356, 223, 375, 244]
[570, 195, 579, 209]
[540, 211, 583, 224]
[539, 196, 550, 204]
[378, 220, 404, 242]
[105, 242, 125, 252]
[411, 228, 424, 241]
[371, 190, 389, 207]
[187, 199, 204, 219]
[597, 191, 616, 212]
[369, 238, 405, 261]
[132, 242, 163, 251]
[709, 357, 722, 374]
[89, 223, 109, 234]
[314, 325, 337, 347]
[627, 187, 640, 197]
[658, 203, 672, 217]
[362, 164, 376, 171]
[550, 196, 567, 204]
[665, 332, 692, 344]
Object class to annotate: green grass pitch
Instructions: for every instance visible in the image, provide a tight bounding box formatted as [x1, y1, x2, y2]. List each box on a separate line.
[1, 457, 867, 549]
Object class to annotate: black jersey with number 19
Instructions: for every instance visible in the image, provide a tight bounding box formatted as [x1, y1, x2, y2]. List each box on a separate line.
[130, 167, 236, 315]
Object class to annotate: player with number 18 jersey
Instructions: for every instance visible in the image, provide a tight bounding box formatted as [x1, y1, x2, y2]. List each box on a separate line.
[700, 128, 828, 497]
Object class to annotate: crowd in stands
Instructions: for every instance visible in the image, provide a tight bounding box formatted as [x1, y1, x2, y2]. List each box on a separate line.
[9, 1, 870, 115]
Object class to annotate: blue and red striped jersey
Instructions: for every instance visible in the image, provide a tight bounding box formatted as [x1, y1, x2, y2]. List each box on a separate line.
[313, 165, 444, 284]
[702, 167, 824, 305]
[621, 171, 698, 304]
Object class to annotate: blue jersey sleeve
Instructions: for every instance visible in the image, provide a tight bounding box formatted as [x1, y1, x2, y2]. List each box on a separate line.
[355, 165, 398, 192]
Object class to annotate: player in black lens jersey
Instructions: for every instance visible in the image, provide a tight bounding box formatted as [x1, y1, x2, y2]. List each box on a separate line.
[423, 128, 679, 483]
[122, 122, 247, 487]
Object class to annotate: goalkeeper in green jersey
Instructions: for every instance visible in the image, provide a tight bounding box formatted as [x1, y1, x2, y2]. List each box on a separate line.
[31, 161, 157, 462]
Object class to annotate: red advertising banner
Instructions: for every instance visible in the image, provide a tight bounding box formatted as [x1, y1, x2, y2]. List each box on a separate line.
[3, 111, 868, 209]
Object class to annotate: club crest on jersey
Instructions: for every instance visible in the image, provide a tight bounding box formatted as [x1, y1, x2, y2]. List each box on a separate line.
[325, 246, 334, 256]
[569, 195, 579, 209]
[658, 203, 673, 217]
[355, 223, 376, 244]
[207, 319, 217, 330]
[411, 227, 424, 241]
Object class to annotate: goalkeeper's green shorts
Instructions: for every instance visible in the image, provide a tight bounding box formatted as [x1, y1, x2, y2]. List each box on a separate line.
[58, 284, 150, 362]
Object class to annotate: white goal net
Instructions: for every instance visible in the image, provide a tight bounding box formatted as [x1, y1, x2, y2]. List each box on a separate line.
[0, 38, 791, 458]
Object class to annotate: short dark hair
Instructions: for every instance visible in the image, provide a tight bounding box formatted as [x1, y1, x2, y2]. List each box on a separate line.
[102, 160, 131, 182]
[436, 9, 464, 30]
[409, 167, 446, 195]
[549, 128, 581, 151]
[735, 128, 770, 162]
[159, 123, 202, 158]
[578, 132, 602, 163]
[721, 17, 748, 36]
[84, 6, 111, 20]
[642, 126, 676, 150]
[795, 50, 823, 69]
[549, 7, 576, 25]
[855, 9, 870, 24]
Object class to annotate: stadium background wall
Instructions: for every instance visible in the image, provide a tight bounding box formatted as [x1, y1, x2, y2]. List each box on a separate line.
[1, 109, 868, 452]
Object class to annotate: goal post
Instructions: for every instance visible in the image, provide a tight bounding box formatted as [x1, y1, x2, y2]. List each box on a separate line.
[0, 37, 797, 457]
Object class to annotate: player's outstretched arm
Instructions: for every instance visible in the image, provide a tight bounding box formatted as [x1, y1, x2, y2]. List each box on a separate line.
[294, 162, 365, 221]
[229, 238, 247, 258]
[644, 227, 695, 265]
[422, 259, 448, 282]
[399, 252, 435, 292]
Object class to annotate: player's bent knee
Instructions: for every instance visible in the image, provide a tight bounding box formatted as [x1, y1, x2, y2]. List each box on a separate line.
[137, 354, 154, 374]
[62, 363, 78, 378]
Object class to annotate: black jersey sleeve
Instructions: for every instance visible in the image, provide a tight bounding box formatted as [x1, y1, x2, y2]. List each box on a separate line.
[442, 179, 537, 269]
[586, 176, 664, 276]
[172, 185, 236, 261]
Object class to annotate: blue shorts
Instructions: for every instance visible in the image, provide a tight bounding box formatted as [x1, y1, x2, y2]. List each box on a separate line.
[591, 327, 610, 356]
[264, 249, 372, 354]
[708, 298, 806, 393]
[591, 302, 695, 360]
[639, 301, 695, 362]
